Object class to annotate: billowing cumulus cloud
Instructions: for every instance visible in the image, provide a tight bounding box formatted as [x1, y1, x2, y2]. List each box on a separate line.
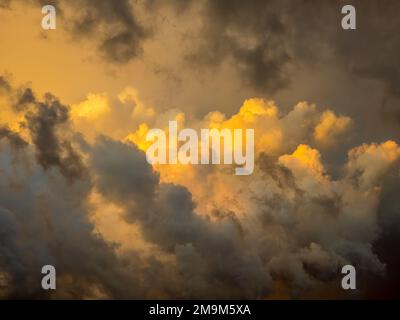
[1, 76, 399, 299]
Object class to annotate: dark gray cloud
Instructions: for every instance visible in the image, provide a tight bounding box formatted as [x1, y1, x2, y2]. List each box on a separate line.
[0, 76, 11, 92]
[57, 0, 148, 63]
[0, 126, 27, 148]
[13, 87, 35, 111]
[0, 79, 85, 180]
[153, 0, 336, 93]
[367, 163, 400, 298]
[0, 141, 143, 299]
[185, 0, 294, 93]
[23, 92, 85, 180]
[90, 136, 159, 221]
[150, 0, 400, 115]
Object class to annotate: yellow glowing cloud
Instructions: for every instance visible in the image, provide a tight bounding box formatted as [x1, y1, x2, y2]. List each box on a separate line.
[125, 123, 151, 152]
[203, 98, 283, 154]
[121, 98, 355, 212]
[277, 144, 339, 199]
[71, 93, 111, 120]
[279, 144, 325, 176]
[70, 88, 157, 142]
[314, 110, 352, 145]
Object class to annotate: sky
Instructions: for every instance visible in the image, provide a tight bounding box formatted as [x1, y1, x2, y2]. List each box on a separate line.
[0, 0, 399, 299]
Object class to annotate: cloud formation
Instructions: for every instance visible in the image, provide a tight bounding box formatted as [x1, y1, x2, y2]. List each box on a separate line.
[1, 77, 399, 298]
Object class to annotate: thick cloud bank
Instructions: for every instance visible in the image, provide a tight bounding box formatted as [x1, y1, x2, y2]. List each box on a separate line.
[0, 77, 399, 298]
